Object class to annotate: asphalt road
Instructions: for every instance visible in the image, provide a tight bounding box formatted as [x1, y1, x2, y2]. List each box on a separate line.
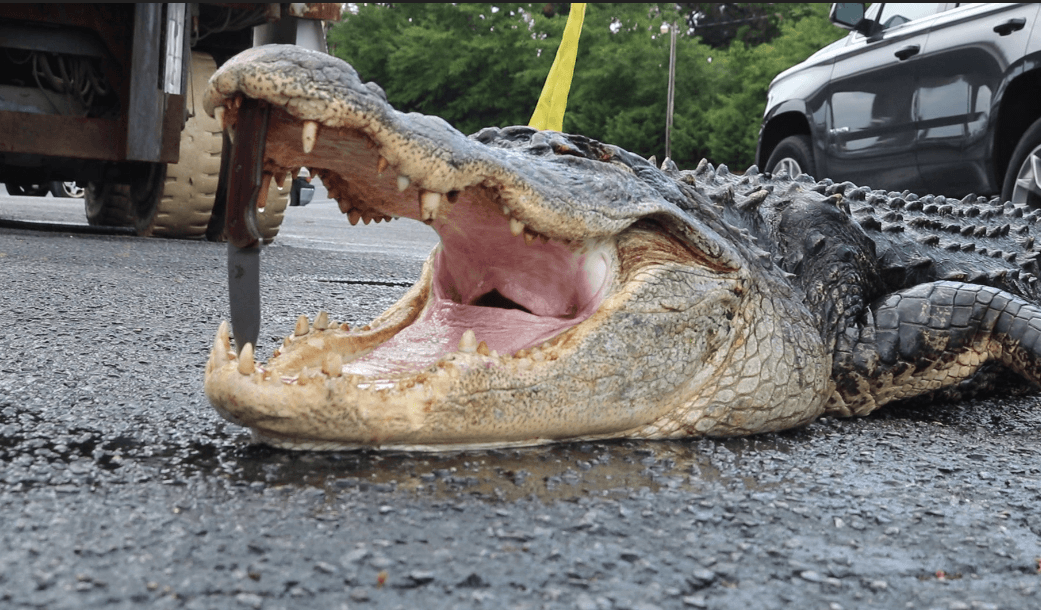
[0, 190, 1039, 609]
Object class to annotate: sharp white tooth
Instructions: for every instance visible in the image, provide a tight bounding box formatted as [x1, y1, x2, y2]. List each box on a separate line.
[322, 352, 343, 377]
[231, 95, 242, 109]
[314, 311, 329, 330]
[502, 205, 511, 216]
[509, 218, 525, 237]
[214, 106, 226, 131]
[397, 175, 410, 192]
[227, 126, 235, 144]
[212, 322, 230, 365]
[377, 156, 389, 175]
[294, 315, 310, 337]
[302, 120, 318, 154]
[458, 329, 477, 353]
[420, 191, 441, 222]
[348, 209, 361, 225]
[238, 343, 255, 375]
[217, 320, 231, 351]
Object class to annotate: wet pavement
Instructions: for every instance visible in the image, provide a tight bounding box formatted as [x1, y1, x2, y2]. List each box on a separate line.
[1, 193, 1039, 609]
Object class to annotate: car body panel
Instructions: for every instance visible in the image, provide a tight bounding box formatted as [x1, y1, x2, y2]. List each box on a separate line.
[914, 3, 1040, 194]
[759, 2, 1041, 199]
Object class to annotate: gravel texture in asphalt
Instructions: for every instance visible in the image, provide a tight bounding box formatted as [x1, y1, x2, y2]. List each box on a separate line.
[0, 200, 1039, 609]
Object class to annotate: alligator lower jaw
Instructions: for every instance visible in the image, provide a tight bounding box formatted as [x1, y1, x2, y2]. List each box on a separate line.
[203, 226, 625, 450]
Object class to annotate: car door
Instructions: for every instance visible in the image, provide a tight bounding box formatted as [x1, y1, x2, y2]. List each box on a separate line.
[914, 3, 1040, 196]
[822, 3, 943, 192]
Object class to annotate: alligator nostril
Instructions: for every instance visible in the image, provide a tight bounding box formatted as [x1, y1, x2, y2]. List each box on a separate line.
[471, 289, 533, 314]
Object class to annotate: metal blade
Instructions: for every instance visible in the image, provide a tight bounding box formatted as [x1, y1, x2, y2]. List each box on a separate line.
[224, 99, 270, 354]
[228, 242, 261, 352]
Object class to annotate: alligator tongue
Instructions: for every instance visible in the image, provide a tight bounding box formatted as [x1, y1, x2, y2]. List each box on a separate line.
[341, 299, 576, 378]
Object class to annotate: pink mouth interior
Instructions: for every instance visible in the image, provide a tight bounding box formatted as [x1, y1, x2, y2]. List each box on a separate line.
[342, 195, 610, 378]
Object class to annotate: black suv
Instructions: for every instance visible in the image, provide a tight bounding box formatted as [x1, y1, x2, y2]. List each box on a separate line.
[757, 3, 1041, 206]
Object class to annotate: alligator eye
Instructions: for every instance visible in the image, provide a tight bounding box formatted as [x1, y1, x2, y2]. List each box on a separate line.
[470, 289, 533, 314]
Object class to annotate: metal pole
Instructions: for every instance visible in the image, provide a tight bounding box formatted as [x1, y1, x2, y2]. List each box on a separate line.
[665, 23, 677, 161]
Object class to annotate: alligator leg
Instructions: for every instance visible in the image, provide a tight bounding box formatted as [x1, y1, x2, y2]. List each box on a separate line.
[829, 280, 1041, 416]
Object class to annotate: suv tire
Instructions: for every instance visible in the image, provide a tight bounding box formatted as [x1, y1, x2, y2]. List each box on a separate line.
[766, 135, 814, 178]
[1001, 116, 1041, 207]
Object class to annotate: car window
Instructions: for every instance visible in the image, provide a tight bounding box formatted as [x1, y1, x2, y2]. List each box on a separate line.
[876, 3, 943, 29]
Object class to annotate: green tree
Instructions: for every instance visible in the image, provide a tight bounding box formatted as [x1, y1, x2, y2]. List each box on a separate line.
[702, 3, 843, 167]
[327, 3, 843, 170]
[328, 4, 563, 135]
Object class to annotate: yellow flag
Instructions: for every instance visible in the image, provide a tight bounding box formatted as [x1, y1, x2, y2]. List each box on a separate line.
[529, 3, 585, 131]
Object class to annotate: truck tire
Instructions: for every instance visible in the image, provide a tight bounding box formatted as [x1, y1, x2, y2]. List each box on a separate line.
[84, 163, 166, 233]
[84, 181, 132, 227]
[766, 134, 814, 179]
[149, 51, 289, 241]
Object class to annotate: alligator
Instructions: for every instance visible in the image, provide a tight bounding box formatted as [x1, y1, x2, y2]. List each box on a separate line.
[203, 45, 1041, 450]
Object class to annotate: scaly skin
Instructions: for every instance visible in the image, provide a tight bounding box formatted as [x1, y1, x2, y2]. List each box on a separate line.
[203, 46, 1041, 450]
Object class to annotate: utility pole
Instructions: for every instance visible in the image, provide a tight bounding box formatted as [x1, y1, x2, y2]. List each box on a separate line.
[661, 22, 677, 161]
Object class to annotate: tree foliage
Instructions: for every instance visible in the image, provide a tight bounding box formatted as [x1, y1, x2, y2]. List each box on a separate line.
[328, 3, 842, 170]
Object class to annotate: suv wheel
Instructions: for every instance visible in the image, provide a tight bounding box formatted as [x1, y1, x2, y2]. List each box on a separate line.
[1002, 117, 1041, 207]
[766, 135, 814, 178]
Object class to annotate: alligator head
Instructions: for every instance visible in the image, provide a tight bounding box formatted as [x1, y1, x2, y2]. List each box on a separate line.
[203, 45, 831, 450]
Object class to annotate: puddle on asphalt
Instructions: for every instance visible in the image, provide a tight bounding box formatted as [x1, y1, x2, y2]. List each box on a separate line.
[1, 403, 810, 502]
[169, 432, 806, 503]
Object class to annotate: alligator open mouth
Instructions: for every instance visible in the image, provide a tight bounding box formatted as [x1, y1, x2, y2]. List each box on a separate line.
[203, 46, 830, 450]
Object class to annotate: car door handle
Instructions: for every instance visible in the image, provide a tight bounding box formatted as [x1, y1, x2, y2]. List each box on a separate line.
[994, 18, 1026, 36]
[894, 44, 920, 60]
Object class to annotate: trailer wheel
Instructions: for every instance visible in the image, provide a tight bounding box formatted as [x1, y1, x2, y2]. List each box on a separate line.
[149, 51, 288, 241]
[85, 163, 166, 233]
[85, 182, 132, 227]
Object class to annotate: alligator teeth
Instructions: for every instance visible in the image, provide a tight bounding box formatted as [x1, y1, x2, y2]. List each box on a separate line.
[458, 329, 478, 353]
[301, 120, 318, 154]
[322, 353, 343, 377]
[397, 175, 410, 192]
[214, 106, 226, 131]
[362, 210, 374, 225]
[420, 191, 442, 222]
[523, 229, 537, 245]
[314, 311, 329, 330]
[502, 205, 511, 216]
[294, 315, 310, 337]
[213, 321, 231, 365]
[231, 95, 243, 109]
[477, 340, 490, 356]
[348, 209, 361, 225]
[377, 156, 390, 175]
[238, 343, 255, 375]
[509, 218, 525, 237]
